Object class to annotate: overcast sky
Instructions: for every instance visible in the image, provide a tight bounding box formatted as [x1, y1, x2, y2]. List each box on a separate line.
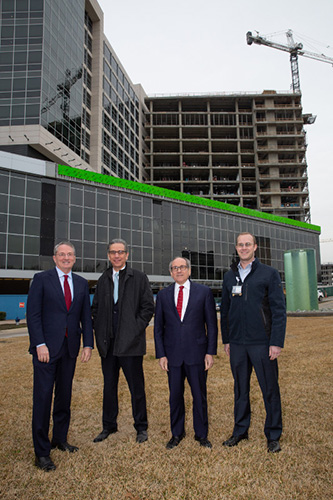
[98, 0, 333, 263]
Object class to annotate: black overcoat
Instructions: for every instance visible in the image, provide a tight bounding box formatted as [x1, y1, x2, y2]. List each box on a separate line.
[92, 266, 154, 357]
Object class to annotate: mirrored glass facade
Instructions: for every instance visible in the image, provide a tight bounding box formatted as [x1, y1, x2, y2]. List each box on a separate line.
[0, 0, 84, 155]
[0, 0, 147, 181]
[102, 43, 142, 181]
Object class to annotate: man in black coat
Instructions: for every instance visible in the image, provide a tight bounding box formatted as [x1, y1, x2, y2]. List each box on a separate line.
[221, 232, 286, 453]
[92, 238, 154, 444]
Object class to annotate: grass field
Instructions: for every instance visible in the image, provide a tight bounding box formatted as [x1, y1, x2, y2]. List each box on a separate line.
[0, 317, 332, 500]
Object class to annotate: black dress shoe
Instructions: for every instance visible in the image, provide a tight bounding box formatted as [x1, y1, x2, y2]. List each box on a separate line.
[223, 432, 248, 447]
[51, 441, 79, 452]
[166, 432, 186, 449]
[194, 435, 212, 448]
[136, 430, 148, 443]
[35, 455, 56, 471]
[267, 440, 281, 453]
[93, 428, 117, 443]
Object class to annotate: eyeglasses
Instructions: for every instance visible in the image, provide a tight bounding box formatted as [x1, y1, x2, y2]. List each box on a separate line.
[57, 252, 75, 257]
[108, 250, 127, 255]
[171, 265, 188, 271]
[236, 243, 253, 248]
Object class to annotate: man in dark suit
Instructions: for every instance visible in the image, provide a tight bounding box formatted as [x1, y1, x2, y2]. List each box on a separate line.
[154, 257, 218, 449]
[221, 232, 286, 453]
[92, 239, 154, 444]
[27, 241, 93, 471]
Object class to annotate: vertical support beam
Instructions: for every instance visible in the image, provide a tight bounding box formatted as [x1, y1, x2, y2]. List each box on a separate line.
[290, 52, 301, 93]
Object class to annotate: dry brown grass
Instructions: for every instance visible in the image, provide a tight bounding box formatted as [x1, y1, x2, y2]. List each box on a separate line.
[0, 317, 332, 500]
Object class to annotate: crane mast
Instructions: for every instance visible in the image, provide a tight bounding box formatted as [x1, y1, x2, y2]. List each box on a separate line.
[41, 67, 83, 118]
[246, 30, 333, 93]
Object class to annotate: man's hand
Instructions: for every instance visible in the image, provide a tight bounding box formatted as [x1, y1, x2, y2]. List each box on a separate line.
[224, 344, 230, 357]
[36, 345, 50, 363]
[81, 347, 92, 363]
[269, 346, 282, 360]
[204, 354, 214, 371]
[158, 356, 168, 371]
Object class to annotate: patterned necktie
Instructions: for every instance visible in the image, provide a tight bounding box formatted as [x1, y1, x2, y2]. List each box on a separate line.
[64, 275, 72, 311]
[176, 285, 184, 319]
[114, 272, 119, 303]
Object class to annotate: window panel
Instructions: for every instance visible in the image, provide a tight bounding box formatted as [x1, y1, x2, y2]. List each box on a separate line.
[143, 232, 152, 247]
[8, 215, 24, 234]
[56, 203, 68, 221]
[97, 210, 108, 226]
[84, 224, 95, 241]
[70, 206, 82, 223]
[70, 223, 82, 240]
[25, 198, 40, 217]
[24, 255, 40, 270]
[0, 194, 8, 213]
[7, 254, 23, 269]
[9, 196, 24, 215]
[83, 242, 95, 259]
[8, 235, 23, 253]
[10, 177, 25, 196]
[97, 226, 108, 243]
[0, 214, 8, 232]
[71, 188, 83, 205]
[0, 174, 9, 194]
[27, 180, 41, 198]
[24, 236, 39, 254]
[84, 208, 95, 224]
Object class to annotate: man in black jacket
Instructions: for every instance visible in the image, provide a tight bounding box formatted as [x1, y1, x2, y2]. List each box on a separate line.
[221, 232, 286, 453]
[92, 239, 154, 444]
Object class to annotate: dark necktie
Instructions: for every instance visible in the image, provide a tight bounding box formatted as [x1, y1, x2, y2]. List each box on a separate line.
[64, 275, 72, 311]
[177, 285, 184, 319]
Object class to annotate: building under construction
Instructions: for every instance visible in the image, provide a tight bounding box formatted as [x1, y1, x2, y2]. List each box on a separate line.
[145, 91, 310, 223]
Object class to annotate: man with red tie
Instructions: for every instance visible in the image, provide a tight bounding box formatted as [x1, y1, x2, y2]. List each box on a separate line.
[154, 257, 218, 449]
[27, 241, 93, 471]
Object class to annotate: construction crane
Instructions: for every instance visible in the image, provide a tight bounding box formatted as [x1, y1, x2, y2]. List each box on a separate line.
[41, 67, 83, 119]
[246, 30, 333, 93]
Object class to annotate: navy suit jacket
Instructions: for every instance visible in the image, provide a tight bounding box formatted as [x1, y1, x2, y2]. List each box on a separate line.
[154, 281, 218, 367]
[27, 268, 93, 359]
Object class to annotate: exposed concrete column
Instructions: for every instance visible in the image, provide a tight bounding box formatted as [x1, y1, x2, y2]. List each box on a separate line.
[207, 100, 213, 193]
[178, 99, 183, 190]
[235, 99, 242, 200]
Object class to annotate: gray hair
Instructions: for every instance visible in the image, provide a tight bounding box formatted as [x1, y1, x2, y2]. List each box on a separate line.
[108, 238, 129, 253]
[169, 257, 191, 272]
[53, 241, 76, 255]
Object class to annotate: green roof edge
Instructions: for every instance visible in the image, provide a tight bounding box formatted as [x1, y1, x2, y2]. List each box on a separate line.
[57, 165, 321, 233]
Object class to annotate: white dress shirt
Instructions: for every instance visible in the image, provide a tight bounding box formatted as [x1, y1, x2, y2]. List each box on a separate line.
[237, 261, 253, 283]
[174, 279, 190, 321]
[56, 266, 74, 299]
[37, 267, 74, 348]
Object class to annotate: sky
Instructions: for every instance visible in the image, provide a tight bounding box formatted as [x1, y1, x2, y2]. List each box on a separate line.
[98, 0, 333, 263]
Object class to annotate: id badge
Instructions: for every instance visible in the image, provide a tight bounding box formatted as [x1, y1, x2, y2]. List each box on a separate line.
[232, 285, 242, 296]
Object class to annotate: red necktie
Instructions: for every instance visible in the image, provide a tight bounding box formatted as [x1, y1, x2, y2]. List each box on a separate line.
[176, 285, 184, 319]
[64, 275, 72, 311]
